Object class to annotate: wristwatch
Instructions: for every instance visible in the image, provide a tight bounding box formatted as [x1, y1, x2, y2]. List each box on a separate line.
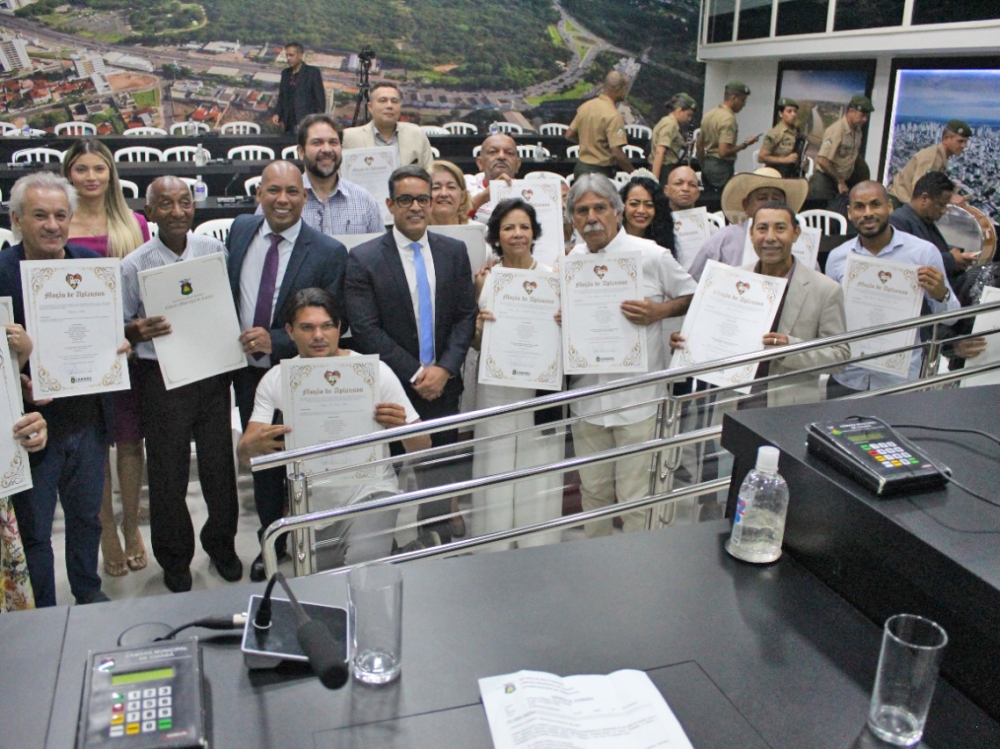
[939, 289, 951, 303]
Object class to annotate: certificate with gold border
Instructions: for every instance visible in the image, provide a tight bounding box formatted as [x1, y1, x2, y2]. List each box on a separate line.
[21, 258, 129, 399]
[0, 334, 31, 498]
[842, 254, 923, 376]
[669, 260, 787, 388]
[340, 146, 399, 226]
[561, 251, 647, 375]
[282, 355, 380, 484]
[479, 267, 562, 391]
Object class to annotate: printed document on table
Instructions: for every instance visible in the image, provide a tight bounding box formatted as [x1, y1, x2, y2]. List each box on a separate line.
[841, 254, 923, 376]
[479, 669, 694, 749]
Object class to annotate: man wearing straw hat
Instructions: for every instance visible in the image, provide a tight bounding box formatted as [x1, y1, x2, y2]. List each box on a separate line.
[687, 166, 808, 281]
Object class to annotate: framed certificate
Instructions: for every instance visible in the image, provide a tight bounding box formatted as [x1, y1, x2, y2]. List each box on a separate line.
[490, 178, 563, 269]
[670, 260, 787, 388]
[842, 254, 923, 376]
[561, 251, 647, 375]
[138, 253, 246, 389]
[671, 207, 712, 271]
[282, 355, 380, 484]
[21, 258, 129, 399]
[340, 146, 399, 225]
[479, 267, 562, 391]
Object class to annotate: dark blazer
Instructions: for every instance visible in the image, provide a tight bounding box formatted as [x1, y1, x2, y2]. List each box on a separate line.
[226, 214, 348, 362]
[0, 243, 114, 440]
[274, 63, 325, 133]
[344, 230, 476, 419]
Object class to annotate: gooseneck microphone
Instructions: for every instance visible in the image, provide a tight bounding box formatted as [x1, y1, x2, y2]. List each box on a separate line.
[254, 572, 349, 689]
[223, 170, 243, 197]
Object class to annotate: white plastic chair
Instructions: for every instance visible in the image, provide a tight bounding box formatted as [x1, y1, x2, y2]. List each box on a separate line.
[612, 171, 631, 187]
[244, 176, 262, 196]
[221, 121, 261, 135]
[114, 146, 164, 163]
[705, 212, 725, 235]
[625, 124, 652, 141]
[494, 122, 523, 135]
[472, 145, 482, 158]
[54, 121, 97, 136]
[566, 145, 580, 159]
[280, 145, 299, 160]
[0, 122, 17, 136]
[193, 218, 234, 243]
[752, 149, 762, 165]
[443, 122, 477, 135]
[228, 145, 275, 161]
[803, 156, 815, 180]
[0, 227, 15, 250]
[430, 146, 441, 159]
[178, 177, 198, 189]
[516, 145, 550, 159]
[799, 209, 848, 235]
[622, 144, 645, 160]
[123, 127, 167, 136]
[12, 147, 65, 163]
[147, 221, 159, 238]
[163, 145, 207, 162]
[420, 126, 449, 137]
[539, 123, 568, 136]
[170, 122, 210, 136]
[119, 179, 139, 198]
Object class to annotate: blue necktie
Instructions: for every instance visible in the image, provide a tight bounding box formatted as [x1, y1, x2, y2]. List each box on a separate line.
[410, 242, 434, 365]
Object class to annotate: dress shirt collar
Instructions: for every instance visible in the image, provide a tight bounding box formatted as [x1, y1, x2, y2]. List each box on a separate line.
[302, 170, 345, 200]
[258, 218, 302, 247]
[393, 226, 428, 251]
[849, 227, 904, 258]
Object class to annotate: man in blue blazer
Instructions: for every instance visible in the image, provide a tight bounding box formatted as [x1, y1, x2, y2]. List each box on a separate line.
[227, 160, 348, 580]
[345, 165, 476, 543]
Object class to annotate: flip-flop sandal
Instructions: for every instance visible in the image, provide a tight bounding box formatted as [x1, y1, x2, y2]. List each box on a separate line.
[101, 527, 128, 577]
[125, 529, 148, 572]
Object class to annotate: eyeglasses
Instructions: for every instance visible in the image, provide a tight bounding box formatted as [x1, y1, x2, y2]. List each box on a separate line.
[392, 194, 432, 208]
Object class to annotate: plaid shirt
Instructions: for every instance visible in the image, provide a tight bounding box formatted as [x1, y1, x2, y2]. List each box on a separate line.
[301, 173, 384, 235]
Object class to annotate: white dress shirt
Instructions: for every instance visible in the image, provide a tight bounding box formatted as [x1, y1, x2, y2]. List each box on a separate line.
[392, 226, 437, 368]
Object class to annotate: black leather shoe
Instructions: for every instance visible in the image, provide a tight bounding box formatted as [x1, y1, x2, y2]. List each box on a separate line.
[210, 554, 243, 582]
[75, 589, 111, 605]
[250, 553, 267, 583]
[164, 568, 192, 593]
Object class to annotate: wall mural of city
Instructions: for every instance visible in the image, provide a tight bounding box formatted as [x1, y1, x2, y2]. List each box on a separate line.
[0, 0, 704, 135]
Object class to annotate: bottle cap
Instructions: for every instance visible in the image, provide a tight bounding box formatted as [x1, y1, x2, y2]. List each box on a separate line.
[756, 445, 779, 473]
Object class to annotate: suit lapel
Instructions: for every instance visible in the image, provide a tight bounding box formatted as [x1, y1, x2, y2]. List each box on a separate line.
[383, 233, 418, 333]
[228, 215, 264, 295]
[778, 266, 809, 335]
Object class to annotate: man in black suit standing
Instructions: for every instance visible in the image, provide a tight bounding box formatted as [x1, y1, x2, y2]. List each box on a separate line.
[345, 166, 477, 543]
[270, 42, 326, 134]
[227, 160, 348, 580]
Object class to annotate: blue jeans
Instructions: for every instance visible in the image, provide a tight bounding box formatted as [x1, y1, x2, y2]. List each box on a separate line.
[11, 421, 105, 606]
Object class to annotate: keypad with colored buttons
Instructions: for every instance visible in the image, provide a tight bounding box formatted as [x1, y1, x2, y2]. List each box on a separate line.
[110, 686, 173, 737]
[859, 441, 922, 469]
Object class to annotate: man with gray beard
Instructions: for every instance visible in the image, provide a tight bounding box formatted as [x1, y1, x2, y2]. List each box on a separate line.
[563, 174, 695, 538]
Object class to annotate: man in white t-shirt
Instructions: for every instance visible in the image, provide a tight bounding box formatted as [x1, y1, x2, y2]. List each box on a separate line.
[237, 287, 429, 572]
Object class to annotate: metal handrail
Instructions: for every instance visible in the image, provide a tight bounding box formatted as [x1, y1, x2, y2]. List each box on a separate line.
[252, 298, 1000, 576]
[250, 299, 998, 472]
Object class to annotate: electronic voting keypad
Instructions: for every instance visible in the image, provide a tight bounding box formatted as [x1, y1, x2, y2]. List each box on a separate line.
[806, 418, 949, 496]
[77, 639, 207, 749]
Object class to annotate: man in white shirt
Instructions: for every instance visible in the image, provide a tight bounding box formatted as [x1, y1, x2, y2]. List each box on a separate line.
[238, 288, 429, 565]
[122, 176, 241, 593]
[564, 174, 697, 537]
[468, 133, 522, 223]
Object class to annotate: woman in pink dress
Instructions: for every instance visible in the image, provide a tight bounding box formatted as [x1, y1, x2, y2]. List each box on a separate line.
[62, 139, 150, 578]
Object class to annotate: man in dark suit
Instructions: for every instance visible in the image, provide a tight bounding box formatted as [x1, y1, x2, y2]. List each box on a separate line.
[270, 42, 326, 134]
[345, 165, 477, 542]
[227, 160, 348, 580]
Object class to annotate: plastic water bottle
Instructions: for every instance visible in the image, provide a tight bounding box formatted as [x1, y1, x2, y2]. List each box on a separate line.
[194, 142, 208, 167]
[726, 446, 789, 563]
[535, 141, 544, 160]
[489, 122, 500, 135]
[193, 175, 208, 203]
